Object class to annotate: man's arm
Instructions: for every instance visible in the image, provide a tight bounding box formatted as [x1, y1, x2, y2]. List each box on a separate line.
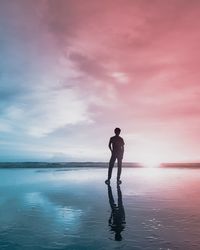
[121, 145, 124, 159]
[121, 139, 125, 158]
[109, 138, 113, 152]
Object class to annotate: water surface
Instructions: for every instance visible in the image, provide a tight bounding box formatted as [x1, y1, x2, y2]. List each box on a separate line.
[0, 167, 200, 250]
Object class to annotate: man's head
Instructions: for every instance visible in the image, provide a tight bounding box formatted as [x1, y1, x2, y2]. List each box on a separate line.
[114, 127, 121, 136]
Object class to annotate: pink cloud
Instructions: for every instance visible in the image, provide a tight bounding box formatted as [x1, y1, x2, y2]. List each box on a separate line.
[1, 0, 200, 161]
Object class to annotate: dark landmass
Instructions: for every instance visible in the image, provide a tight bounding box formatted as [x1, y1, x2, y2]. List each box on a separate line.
[161, 163, 200, 168]
[0, 162, 143, 168]
[0, 162, 200, 168]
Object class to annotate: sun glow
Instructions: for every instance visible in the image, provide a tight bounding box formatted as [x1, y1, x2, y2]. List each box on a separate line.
[126, 140, 168, 168]
[126, 151, 164, 168]
[136, 149, 163, 167]
[140, 158, 161, 168]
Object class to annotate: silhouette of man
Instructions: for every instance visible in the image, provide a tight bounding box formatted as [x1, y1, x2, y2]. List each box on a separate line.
[107, 184, 126, 241]
[105, 128, 124, 184]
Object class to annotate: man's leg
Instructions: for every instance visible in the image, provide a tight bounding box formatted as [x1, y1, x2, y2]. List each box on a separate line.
[117, 157, 122, 181]
[108, 154, 116, 180]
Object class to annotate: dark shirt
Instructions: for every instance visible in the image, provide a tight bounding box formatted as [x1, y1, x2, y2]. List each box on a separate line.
[109, 136, 125, 155]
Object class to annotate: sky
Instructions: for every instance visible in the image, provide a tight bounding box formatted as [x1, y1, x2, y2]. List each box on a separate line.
[1, 0, 200, 163]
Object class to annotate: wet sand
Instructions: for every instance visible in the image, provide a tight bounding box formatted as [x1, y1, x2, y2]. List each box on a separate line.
[0, 167, 200, 249]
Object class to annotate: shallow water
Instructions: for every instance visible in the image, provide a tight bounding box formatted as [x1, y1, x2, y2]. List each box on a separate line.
[0, 167, 200, 250]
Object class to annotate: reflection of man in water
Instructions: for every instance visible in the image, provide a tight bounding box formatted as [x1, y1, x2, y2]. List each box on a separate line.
[107, 184, 126, 241]
[105, 128, 125, 184]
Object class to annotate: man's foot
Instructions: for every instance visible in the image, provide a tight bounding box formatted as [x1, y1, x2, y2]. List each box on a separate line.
[117, 179, 122, 185]
[105, 179, 110, 184]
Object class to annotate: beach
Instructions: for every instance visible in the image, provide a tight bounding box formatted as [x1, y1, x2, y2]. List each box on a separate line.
[0, 166, 200, 250]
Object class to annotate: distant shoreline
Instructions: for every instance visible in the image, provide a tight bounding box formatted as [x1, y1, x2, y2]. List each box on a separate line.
[0, 162, 141, 168]
[0, 162, 200, 168]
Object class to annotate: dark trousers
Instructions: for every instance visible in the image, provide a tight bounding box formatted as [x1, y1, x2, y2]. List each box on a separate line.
[108, 153, 122, 180]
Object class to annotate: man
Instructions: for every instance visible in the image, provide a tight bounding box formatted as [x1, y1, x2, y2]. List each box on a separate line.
[105, 128, 125, 184]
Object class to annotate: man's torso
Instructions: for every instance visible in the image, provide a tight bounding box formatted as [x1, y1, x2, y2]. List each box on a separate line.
[110, 136, 124, 155]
